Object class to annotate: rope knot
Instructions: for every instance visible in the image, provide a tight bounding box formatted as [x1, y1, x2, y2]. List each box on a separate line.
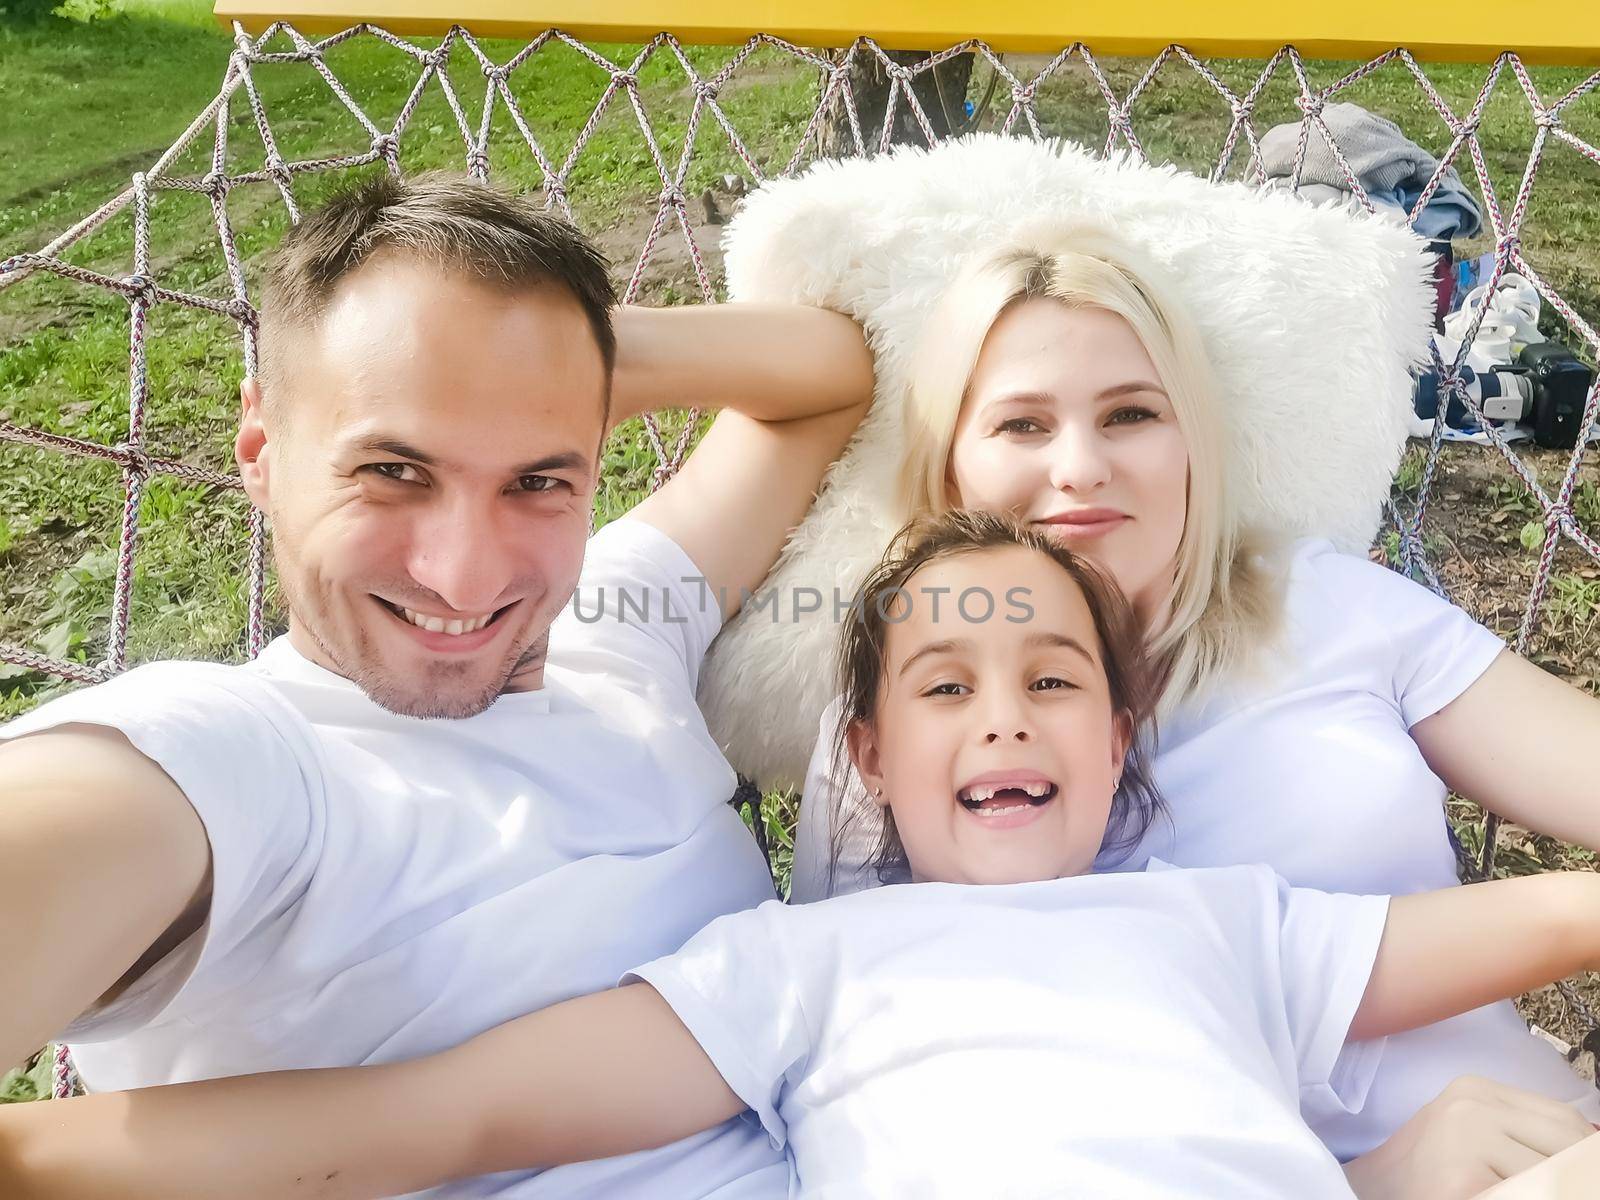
[114, 442, 153, 476]
[611, 70, 638, 89]
[885, 63, 912, 85]
[466, 148, 491, 178]
[693, 79, 721, 103]
[481, 63, 506, 83]
[661, 183, 688, 209]
[370, 133, 399, 160]
[1295, 94, 1324, 118]
[264, 153, 292, 184]
[227, 298, 258, 328]
[122, 273, 157, 306]
[199, 171, 230, 200]
[1535, 108, 1562, 131]
[1011, 83, 1035, 105]
[423, 47, 449, 71]
[543, 177, 569, 203]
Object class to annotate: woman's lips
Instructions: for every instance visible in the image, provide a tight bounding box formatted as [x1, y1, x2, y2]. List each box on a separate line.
[1033, 511, 1130, 540]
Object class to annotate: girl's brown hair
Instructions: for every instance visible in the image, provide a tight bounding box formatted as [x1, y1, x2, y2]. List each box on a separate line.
[830, 509, 1165, 888]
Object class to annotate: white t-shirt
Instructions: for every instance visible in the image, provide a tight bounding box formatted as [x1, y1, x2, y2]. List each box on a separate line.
[791, 539, 1600, 1158]
[2, 518, 787, 1200]
[629, 863, 1390, 1199]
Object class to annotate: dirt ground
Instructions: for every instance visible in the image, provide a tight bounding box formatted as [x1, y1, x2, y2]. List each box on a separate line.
[1404, 440, 1600, 1065]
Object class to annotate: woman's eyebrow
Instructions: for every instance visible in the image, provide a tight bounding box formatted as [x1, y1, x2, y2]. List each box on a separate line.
[1096, 380, 1167, 400]
[980, 390, 1054, 413]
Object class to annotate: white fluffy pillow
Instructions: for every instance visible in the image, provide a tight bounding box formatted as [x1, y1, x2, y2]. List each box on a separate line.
[696, 133, 1436, 791]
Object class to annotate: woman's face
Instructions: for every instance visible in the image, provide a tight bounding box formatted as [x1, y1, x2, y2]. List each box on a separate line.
[848, 546, 1129, 886]
[946, 299, 1190, 623]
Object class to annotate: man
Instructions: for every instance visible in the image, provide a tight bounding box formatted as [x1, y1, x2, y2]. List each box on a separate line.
[0, 172, 872, 1196]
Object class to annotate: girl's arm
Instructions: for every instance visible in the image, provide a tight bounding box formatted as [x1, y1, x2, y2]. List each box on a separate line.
[609, 303, 874, 428]
[1412, 650, 1600, 854]
[1349, 871, 1600, 1041]
[0, 983, 744, 1200]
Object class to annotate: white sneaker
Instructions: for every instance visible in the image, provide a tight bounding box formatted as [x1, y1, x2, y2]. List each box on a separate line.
[1444, 272, 1546, 363]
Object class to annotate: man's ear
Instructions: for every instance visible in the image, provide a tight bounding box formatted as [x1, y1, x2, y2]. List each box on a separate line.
[236, 377, 273, 511]
[845, 717, 891, 809]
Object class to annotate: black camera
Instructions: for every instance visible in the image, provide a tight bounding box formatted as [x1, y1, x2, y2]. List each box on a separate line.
[1412, 344, 1592, 448]
[1518, 343, 1592, 449]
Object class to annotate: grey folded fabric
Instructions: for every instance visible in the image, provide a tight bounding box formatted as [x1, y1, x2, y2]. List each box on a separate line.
[1260, 102, 1482, 238]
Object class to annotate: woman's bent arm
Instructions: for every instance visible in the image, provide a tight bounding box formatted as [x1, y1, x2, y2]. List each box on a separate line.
[1351, 871, 1600, 1042]
[0, 983, 743, 1200]
[1413, 650, 1600, 854]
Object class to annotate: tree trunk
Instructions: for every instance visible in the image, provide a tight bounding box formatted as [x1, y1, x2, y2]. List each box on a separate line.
[820, 50, 976, 158]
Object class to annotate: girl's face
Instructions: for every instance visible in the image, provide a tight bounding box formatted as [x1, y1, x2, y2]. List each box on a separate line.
[849, 546, 1130, 886]
[946, 299, 1190, 624]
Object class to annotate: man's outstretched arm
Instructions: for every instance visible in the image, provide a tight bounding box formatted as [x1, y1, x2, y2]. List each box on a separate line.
[611, 303, 874, 619]
[0, 725, 211, 1074]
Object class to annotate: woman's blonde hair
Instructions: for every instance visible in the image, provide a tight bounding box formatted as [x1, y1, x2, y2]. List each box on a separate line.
[898, 230, 1284, 715]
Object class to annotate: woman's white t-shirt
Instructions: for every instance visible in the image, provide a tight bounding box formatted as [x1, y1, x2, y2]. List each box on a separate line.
[629, 863, 1390, 1199]
[791, 539, 1600, 1158]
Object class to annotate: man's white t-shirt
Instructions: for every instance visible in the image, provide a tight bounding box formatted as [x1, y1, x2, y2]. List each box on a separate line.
[629, 863, 1390, 1199]
[1, 518, 788, 1199]
[791, 539, 1600, 1158]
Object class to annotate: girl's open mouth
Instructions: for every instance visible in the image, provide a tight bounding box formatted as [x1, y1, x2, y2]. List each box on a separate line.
[957, 781, 1058, 818]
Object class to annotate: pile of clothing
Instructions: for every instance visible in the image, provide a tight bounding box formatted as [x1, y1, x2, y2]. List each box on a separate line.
[1260, 102, 1482, 240]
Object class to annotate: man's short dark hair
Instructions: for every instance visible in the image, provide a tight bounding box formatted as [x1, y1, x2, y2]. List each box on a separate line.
[257, 171, 617, 415]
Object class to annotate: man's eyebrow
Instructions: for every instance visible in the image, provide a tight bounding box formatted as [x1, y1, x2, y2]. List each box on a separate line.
[514, 450, 593, 476]
[344, 440, 592, 477]
[354, 437, 438, 466]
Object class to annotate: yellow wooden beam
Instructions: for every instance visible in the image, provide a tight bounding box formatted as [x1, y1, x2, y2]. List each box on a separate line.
[214, 0, 1600, 66]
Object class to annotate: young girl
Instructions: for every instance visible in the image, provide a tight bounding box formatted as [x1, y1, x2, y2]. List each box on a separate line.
[4, 510, 1598, 1200]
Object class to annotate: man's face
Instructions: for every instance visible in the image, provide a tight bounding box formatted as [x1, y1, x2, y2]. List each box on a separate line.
[238, 253, 607, 718]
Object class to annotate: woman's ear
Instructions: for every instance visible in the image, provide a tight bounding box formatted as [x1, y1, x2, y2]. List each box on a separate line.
[942, 455, 961, 510]
[846, 717, 891, 808]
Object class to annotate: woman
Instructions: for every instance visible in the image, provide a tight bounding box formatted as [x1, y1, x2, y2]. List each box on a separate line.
[784, 234, 1600, 1196]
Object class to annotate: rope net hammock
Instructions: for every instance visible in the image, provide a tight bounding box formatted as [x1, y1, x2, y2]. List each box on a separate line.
[2, 18, 1598, 1101]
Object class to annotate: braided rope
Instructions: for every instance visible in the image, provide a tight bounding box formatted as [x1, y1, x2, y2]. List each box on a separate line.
[4, 27, 1596, 1100]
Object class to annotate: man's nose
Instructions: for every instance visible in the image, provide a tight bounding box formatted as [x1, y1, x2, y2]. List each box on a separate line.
[1046, 426, 1113, 494]
[404, 498, 520, 615]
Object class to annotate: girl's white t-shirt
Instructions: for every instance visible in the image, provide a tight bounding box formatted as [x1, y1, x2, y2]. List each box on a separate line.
[791, 538, 1600, 1158]
[629, 863, 1391, 1199]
